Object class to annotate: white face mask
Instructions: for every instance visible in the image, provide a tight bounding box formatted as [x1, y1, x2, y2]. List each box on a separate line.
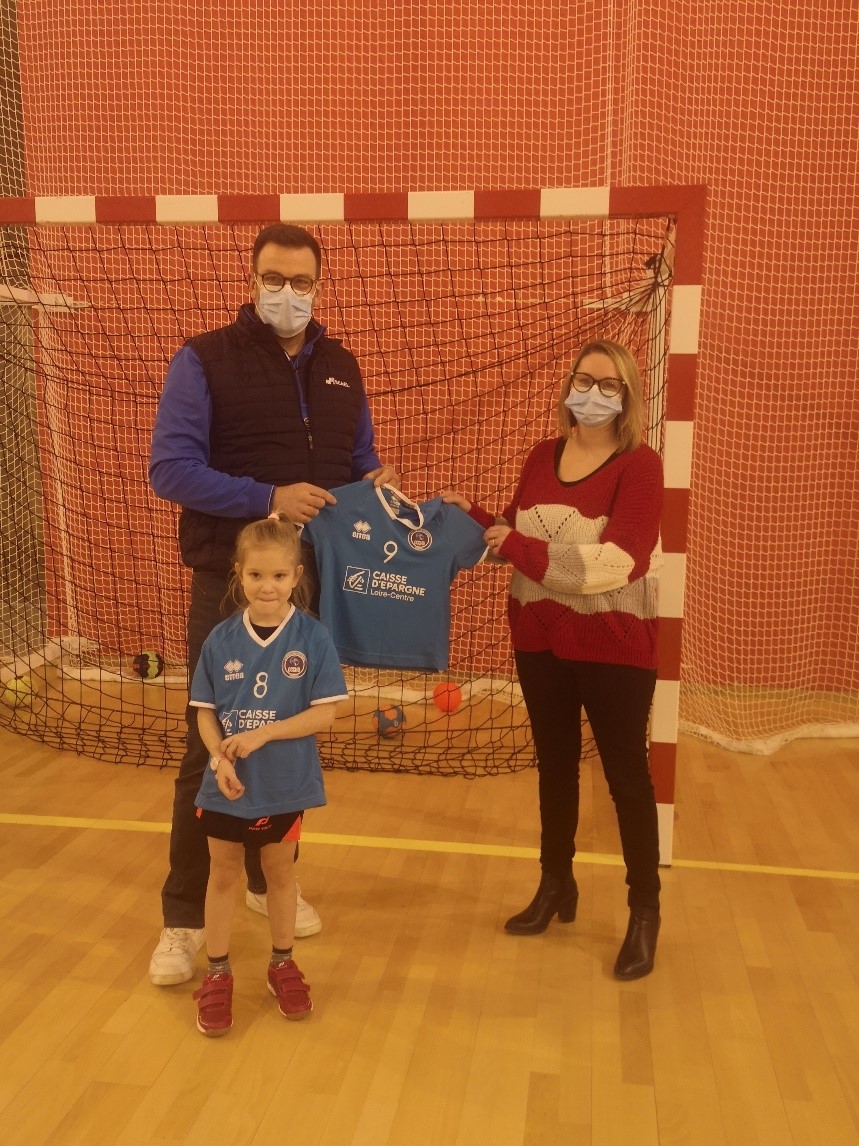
[564, 387, 623, 428]
[256, 286, 314, 339]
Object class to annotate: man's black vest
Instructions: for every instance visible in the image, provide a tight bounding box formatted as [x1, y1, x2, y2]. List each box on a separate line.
[179, 305, 364, 573]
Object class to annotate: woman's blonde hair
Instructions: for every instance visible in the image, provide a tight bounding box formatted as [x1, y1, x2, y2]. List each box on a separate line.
[227, 512, 312, 612]
[556, 340, 646, 452]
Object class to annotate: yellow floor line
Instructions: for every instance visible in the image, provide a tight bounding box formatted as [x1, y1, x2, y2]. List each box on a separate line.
[0, 812, 855, 881]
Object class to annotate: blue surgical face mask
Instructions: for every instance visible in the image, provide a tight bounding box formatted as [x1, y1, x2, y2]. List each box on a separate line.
[256, 286, 314, 339]
[564, 387, 623, 428]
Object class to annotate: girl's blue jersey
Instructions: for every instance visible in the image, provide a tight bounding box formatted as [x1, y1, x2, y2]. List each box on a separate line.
[191, 606, 348, 818]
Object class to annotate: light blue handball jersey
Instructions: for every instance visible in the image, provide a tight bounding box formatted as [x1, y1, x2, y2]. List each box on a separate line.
[191, 606, 348, 818]
[302, 482, 489, 671]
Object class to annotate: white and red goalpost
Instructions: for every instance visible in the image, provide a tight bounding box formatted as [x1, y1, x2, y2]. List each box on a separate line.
[0, 184, 705, 862]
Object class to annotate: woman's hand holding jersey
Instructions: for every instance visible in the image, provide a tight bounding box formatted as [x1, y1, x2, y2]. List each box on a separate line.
[441, 490, 472, 513]
[483, 523, 512, 556]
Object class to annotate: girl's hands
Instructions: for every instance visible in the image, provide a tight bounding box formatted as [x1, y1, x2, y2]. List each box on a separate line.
[441, 490, 472, 513]
[212, 724, 272, 800]
[221, 726, 271, 760]
[213, 757, 245, 801]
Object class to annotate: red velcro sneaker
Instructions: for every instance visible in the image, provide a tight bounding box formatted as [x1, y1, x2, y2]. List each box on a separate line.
[193, 972, 233, 1037]
[267, 958, 312, 1020]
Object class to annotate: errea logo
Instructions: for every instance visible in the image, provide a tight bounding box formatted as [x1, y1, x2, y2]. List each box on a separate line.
[224, 659, 244, 681]
[352, 519, 371, 540]
[325, 376, 350, 388]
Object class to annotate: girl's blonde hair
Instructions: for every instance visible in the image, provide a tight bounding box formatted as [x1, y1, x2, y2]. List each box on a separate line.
[227, 512, 312, 612]
[556, 340, 646, 452]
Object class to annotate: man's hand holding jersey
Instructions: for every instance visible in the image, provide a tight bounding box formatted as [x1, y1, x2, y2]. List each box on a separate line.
[271, 482, 337, 524]
[363, 464, 400, 488]
[272, 464, 400, 525]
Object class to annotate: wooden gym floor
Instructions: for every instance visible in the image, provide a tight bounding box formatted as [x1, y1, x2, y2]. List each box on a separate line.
[0, 726, 855, 1145]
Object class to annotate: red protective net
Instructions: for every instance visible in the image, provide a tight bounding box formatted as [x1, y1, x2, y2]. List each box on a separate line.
[0, 214, 671, 770]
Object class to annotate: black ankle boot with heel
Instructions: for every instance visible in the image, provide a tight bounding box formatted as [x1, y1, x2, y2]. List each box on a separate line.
[504, 872, 578, 935]
[613, 906, 660, 980]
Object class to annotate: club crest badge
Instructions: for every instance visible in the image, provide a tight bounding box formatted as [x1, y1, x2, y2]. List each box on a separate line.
[407, 528, 432, 552]
[281, 651, 308, 679]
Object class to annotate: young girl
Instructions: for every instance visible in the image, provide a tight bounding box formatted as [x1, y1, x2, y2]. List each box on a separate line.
[189, 513, 347, 1036]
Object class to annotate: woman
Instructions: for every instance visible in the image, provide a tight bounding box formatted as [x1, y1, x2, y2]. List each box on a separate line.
[444, 340, 663, 979]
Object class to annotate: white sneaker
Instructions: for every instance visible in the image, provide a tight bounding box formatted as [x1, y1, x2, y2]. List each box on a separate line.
[296, 885, 322, 938]
[245, 889, 268, 917]
[149, 927, 205, 986]
[244, 884, 322, 938]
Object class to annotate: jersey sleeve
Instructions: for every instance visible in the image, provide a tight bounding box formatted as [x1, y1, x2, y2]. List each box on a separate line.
[309, 626, 349, 705]
[189, 634, 218, 708]
[442, 504, 490, 573]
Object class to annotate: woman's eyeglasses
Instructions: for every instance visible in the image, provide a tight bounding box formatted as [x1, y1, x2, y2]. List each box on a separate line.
[569, 372, 625, 399]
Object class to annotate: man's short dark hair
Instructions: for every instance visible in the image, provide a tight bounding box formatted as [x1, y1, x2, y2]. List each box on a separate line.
[252, 224, 322, 277]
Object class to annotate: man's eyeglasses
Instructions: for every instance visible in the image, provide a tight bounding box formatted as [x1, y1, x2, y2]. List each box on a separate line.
[569, 372, 625, 399]
[256, 271, 318, 296]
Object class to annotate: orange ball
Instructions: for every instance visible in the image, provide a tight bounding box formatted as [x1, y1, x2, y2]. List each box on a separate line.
[432, 682, 463, 713]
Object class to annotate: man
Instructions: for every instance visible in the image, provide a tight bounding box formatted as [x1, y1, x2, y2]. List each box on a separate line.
[148, 223, 397, 985]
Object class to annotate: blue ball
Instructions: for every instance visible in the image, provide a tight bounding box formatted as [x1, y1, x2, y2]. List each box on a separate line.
[372, 705, 405, 738]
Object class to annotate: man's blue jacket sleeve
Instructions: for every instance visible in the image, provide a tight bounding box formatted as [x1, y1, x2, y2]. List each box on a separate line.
[149, 345, 273, 518]
[149, 344, 382, 517]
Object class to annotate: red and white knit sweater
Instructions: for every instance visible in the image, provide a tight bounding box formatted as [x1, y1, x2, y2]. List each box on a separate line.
[469, 438, 664, 669]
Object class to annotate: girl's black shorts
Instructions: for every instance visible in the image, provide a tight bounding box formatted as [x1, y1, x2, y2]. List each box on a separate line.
[196, 807, 303, 847]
